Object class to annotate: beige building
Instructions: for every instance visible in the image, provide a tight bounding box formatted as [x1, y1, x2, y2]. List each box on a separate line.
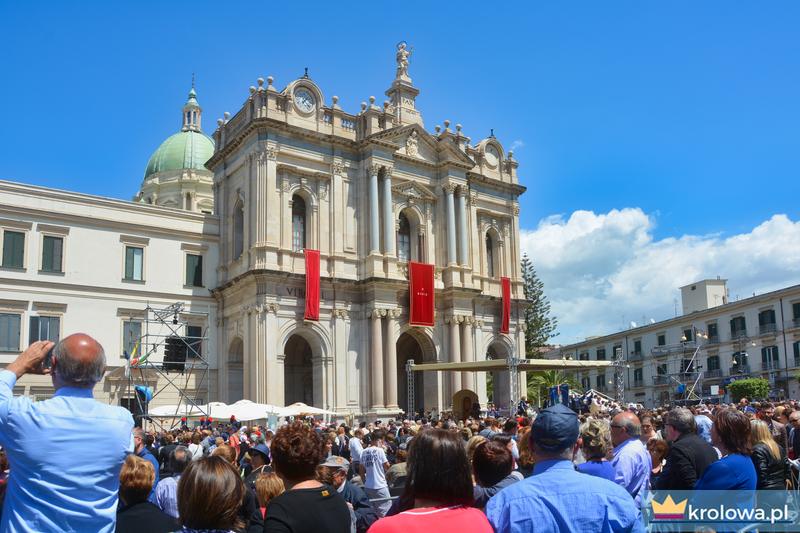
[0, 46, 527, 418]
[209, 45, 526, 418]
[547, 279, 800, 407]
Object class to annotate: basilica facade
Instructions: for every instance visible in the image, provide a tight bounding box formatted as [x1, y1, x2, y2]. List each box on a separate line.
[209, 48, 526, 417]
[0, 47, 526, 418]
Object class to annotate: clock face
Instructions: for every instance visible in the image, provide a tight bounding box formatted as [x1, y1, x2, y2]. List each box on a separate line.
[294, 88, 316, 113]
[485, 145, 499, 167]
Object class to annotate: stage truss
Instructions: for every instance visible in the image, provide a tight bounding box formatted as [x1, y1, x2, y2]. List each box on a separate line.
[122, 302, 211, 430]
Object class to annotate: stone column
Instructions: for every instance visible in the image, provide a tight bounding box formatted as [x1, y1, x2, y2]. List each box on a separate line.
[370, 309, 385, 409]
[456, 186, 469, 266]
[449, 316, 462, 400]
[369, 166, 381, 254]
[461, 318, 475, 392]
[444, 184, 457, 265]
[384, 309, 399, 410]
[382, 170, 395, 256]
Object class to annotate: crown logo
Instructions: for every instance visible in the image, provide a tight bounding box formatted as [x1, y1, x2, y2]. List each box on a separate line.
[651, 495, 688, 520]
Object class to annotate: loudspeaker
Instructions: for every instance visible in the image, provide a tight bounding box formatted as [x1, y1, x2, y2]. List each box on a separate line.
[164, 335, 187, 372]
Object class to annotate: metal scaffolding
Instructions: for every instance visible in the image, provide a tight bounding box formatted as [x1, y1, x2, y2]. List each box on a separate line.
[122, 302, 212, 430]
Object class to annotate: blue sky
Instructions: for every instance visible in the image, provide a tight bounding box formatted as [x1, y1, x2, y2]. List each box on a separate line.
[2, 2, 799, 341]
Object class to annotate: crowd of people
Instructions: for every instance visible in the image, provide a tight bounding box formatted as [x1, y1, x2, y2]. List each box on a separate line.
[0, 335, 799, 532]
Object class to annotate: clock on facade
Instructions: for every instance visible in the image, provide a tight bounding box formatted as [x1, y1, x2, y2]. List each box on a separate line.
[484, 145, 499, 167]
[293, 88, 316, 113]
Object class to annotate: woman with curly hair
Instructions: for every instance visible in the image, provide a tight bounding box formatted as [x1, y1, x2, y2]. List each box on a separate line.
[263, 422, 350, 533]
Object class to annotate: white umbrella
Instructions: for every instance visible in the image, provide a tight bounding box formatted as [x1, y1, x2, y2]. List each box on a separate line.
[149, 403, 203, 417]
[229, 400, 280, 421]
[198, 401, 235, 419]
[276, 402, 338, 417]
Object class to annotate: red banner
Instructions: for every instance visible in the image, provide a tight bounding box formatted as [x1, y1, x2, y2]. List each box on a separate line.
[501, 277, 511, 333]
[409, 262, 435, 326]
[304, 249, 320, 321]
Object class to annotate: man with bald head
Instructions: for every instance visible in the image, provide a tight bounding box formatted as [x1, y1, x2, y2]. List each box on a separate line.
[0, 334, 134, 532]
[609, 410, 651, 506]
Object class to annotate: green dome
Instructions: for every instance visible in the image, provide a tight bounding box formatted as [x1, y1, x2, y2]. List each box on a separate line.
[143, 129, 215, 179]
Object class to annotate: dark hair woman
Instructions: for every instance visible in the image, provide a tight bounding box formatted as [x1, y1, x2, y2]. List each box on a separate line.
[263, 422, 350, 533]
[694, 408, 756, 490]
[472, 440, 520, 508]
[177, 456, 244, 533]
[369, 429, 493, 533]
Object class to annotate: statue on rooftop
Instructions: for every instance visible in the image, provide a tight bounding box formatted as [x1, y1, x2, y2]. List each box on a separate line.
[396, 41, 412, 79]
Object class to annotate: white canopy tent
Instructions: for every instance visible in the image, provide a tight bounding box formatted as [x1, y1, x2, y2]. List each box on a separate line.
[276, 402, 338, 418]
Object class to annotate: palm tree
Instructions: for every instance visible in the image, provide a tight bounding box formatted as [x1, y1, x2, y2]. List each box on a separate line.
[527, 370, 582, 406]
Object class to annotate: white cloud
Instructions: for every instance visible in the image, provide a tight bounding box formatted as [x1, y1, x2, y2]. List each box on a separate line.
[520, 210, 800, 344]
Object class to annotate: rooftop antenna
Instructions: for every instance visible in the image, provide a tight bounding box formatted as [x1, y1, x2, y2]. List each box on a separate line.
[191, 72, 195, 89]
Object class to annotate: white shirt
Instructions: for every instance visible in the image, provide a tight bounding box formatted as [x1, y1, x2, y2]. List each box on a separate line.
[349, 436, 363, 462]
[360, 445, 388, 489]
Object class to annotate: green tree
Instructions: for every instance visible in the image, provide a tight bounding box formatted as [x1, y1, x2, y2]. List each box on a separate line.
[521, 253, 558, 357]
[728, 378, 770, 402]
[527, 370, 582, 402]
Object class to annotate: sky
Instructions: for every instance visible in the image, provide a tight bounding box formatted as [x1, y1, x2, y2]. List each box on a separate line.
[1, 1, 799, 343]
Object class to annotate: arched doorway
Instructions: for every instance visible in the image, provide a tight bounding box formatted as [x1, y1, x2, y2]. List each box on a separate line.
[284, 334, 314, 406]
[396, 330, 436, 416]
[486, 343, 510, 410]
[227, 338, 244, 403]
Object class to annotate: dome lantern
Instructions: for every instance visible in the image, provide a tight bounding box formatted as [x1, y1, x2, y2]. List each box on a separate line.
[182, 75, 202, 132]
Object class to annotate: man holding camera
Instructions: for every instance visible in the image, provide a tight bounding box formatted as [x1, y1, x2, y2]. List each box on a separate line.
[0, 334, 134, 532]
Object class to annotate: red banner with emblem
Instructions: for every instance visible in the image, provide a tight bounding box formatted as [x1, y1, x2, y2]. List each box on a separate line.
[304, 249, 320, 321]
[501, 277, 511, 333]
[409, 262, 435, 326]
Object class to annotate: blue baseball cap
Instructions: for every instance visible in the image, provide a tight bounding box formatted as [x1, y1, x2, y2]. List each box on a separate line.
[531, 403, 579, 452]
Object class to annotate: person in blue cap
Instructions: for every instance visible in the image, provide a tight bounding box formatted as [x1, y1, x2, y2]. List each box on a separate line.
[486, 404, 645, 533]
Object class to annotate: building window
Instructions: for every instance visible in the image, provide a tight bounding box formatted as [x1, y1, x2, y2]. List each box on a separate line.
[633, 339, 642, 354]
[657, 363, 668, 375]
[596, 374, 606, 390]
[761, 346, 779, 369]
[581, 377, 590, 390]
[185, 254, 203, 287]
[707, 355, 720, 371]
[758, 309, 777, 333]
[596, 348, 606, 361]
[124, 246, 144, 281]
[657, 334, 666, 346]
[397, 213, 411, 262]
[681, 358, 695, 373]
[732, 351, 749, 372]
[682, 328, 693, 342]
[233, 201, 244, 259]
[707, 322, 718, 341]
[122, 320, 142, 357]
[794, 341, 800, 365]
[793, 302, 800, 321]
[579, 352, 589, 361]
[0, 313, 21, 352]
[633, 368, 643, 384]
[485, 233, 495, 278]
[29, 316, 60, 343]
[186, 325, 202, 358]
[2, 230, 24, 269]
[41, 235, 63, 273]
[730, 316, 747, 338]
[291, 195, 306, 252]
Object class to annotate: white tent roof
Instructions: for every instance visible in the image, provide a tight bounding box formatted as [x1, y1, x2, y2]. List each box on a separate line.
[276, 402, 338, 417]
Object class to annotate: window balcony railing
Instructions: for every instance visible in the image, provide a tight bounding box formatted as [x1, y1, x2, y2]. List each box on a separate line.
[730, 364, 751, 375]
[759, 323, 778, 335]
[651, 342, 696, 356]
[761, 360, 781, 371]
[652, 376, 670, 385]
[629, 352, 643, 362]
[704, 369, 724, 378]
[793, 318, 800, 329]
[706, 335, 720, 344]
[633, 379, 644, 388]
[795, 356, 800, 368]
[731, 329, 748, 340]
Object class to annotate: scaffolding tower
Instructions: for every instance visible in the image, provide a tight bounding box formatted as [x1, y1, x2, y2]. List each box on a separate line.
[123, 302, 211, 430]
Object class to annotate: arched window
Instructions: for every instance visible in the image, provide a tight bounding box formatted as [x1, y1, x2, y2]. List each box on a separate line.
[397, 213, 411, 262]
[485, 232, 495, 278]
[292, 195, 306, 251]
[233, 201, 244, 259]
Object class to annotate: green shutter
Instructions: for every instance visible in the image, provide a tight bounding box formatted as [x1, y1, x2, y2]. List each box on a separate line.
[3, 231, 24, 268]
[42, 236, 62, 272]
[0, 314, 20, 351]
[193, 255, 203, 286]
[125, 247, 133, 279]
